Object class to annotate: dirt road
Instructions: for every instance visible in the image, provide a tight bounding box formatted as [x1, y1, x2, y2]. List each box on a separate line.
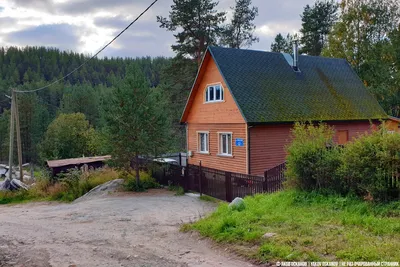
[0, 190, 254, 267]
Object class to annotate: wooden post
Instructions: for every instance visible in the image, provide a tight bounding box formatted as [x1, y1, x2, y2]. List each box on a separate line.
[14, 91, 23, 182]
[225, 171, 232, 202]
[199, 161, 202, 196]
[7, 90, 15, 181]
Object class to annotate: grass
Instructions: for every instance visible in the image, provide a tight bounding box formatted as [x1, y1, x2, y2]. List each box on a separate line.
[168, 185, 185, 196]
[183, 190, 400, 263]
[200, 194, 219, 203]
[0, 168, 119, 204]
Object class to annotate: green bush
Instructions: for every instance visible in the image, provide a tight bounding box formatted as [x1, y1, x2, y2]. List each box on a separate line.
[285, 122, 343, 192]
[123, 171, 160, 192]
[286, 123, 400, 202]
[341, 126, 400, 201]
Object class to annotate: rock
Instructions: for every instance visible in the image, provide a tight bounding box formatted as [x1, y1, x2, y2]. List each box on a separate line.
[262, 233, 277, 238]
[74, 179, 124, 202]
[228, 197, 246, 211]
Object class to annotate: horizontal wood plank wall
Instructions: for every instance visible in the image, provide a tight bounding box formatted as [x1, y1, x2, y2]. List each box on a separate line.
[249, 124, 292, 176]
[188, 123, 247, 174]
[186, 57, 245, 124]
[329, 121, 375, 143]
[249, 121, 375, 176]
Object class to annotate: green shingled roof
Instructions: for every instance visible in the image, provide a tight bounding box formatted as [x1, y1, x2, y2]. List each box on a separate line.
[208, 46, 387, 123]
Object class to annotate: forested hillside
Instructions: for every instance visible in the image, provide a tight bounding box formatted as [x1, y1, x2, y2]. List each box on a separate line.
[0, 46, 184, 164]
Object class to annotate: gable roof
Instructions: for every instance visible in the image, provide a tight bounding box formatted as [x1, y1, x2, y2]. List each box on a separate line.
[181, 46, 387, 124]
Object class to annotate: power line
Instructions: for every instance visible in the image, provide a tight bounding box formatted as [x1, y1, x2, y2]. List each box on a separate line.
[15, 0, 160, 94]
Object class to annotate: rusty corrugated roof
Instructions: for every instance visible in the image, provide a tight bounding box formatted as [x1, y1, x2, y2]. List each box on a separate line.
[47, 156, 111, 168]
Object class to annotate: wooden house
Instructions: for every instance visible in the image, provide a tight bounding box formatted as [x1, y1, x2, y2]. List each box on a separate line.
[180, 46, 387, 176]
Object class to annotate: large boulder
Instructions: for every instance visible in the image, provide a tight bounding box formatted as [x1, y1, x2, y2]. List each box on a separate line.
[228, 197, 246, 211]
[74, 179, 124, 203]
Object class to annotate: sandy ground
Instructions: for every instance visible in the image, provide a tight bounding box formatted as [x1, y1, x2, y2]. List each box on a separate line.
[0, 189, 254, 267]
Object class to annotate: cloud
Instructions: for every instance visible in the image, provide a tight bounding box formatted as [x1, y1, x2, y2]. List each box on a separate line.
[9, 0, 54, 12]
[5, 24, 80, 51]
[56, 0, 160, 16]
[93, 16, 131, 29]
[0, 17, 17, 28]
[101, 23, 175, 58]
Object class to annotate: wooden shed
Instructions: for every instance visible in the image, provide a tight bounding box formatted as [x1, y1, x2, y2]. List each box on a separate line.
[47, 156, 111, 176]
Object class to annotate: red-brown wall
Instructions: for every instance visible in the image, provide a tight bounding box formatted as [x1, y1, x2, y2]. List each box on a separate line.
[249, 121, 375, 176]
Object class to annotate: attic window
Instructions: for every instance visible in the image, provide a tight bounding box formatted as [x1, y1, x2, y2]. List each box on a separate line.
[205, 84, 224, 103]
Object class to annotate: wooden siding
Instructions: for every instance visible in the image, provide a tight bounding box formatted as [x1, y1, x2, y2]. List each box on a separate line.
[185, 57, 245, 124]
[188, 123, 247, 174]
[387, 120, 400, 133]
[249, 121, 375, 176]
[249, 124, 292, 176]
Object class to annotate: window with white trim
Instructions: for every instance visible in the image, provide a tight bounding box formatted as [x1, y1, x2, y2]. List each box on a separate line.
[198, 132, 209, 153]
[219, 133, 232, 156]
[205, 84, 224, 103]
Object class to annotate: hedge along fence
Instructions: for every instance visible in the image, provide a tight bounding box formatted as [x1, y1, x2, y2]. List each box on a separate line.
[285, 122, 400, 202]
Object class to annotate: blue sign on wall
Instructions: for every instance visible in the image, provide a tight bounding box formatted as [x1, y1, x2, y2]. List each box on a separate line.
[235, 138, 244, 147]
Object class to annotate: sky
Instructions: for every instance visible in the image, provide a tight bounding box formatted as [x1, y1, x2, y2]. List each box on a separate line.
[0, 0, 315, 58]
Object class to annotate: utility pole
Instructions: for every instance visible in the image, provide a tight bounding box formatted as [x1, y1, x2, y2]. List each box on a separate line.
[7, 89, 15, 181]
[14, 90, 23, 182]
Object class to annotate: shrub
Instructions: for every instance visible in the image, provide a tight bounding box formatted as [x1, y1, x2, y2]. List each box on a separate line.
[341, 126, 400, 201]
[123, 171, 160, 192]
[285, 122, 343, 192]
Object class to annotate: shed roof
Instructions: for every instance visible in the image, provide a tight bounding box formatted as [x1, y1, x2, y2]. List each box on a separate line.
[47, 156, 111, 168]
[182, 46, 387, 124]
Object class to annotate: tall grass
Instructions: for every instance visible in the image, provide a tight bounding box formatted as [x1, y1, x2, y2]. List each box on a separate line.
[187, 190, 400, 262]
[0, 168, 119, 204]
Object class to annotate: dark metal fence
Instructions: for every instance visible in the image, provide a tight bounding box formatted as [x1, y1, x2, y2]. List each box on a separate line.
[264, 162, 286, 193]
[148, 161, 286, 202]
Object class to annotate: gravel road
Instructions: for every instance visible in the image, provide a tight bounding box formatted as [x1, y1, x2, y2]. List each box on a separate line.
[0, 189, 254, 267]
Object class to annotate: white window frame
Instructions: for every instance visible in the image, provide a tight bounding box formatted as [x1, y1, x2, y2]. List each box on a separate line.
[197, 131, 209, 154]
[218, 132, 233, 156]
[205, 84, 224, 103]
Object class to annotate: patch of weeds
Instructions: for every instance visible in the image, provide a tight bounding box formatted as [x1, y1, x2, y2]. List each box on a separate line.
[180, 224, 192, 232]
[122, 171, 160, 192]
[168, 185, 185, 196]
[0, 167, 120, 204]
[200, 195, 218, 203]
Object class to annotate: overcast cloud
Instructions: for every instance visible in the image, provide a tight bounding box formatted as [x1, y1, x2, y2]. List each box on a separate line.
[0, 0, 318, 58]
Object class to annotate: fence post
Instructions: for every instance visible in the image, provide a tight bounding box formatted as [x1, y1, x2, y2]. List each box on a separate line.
[184, 165, 189, 191]
[179, 153, 182, 166]
[263, 170, 268, 193]
[225, 171, 232, 202]
[199, 161, 202, 196]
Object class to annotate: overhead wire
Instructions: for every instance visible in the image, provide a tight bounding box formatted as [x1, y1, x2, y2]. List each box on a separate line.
[14, 0, 160, 93]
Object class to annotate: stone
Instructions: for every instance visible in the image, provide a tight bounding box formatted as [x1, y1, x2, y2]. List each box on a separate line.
[74, 179, 124, 202]
[262, 233, 277, 238]
[228, 197, 246, 211]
